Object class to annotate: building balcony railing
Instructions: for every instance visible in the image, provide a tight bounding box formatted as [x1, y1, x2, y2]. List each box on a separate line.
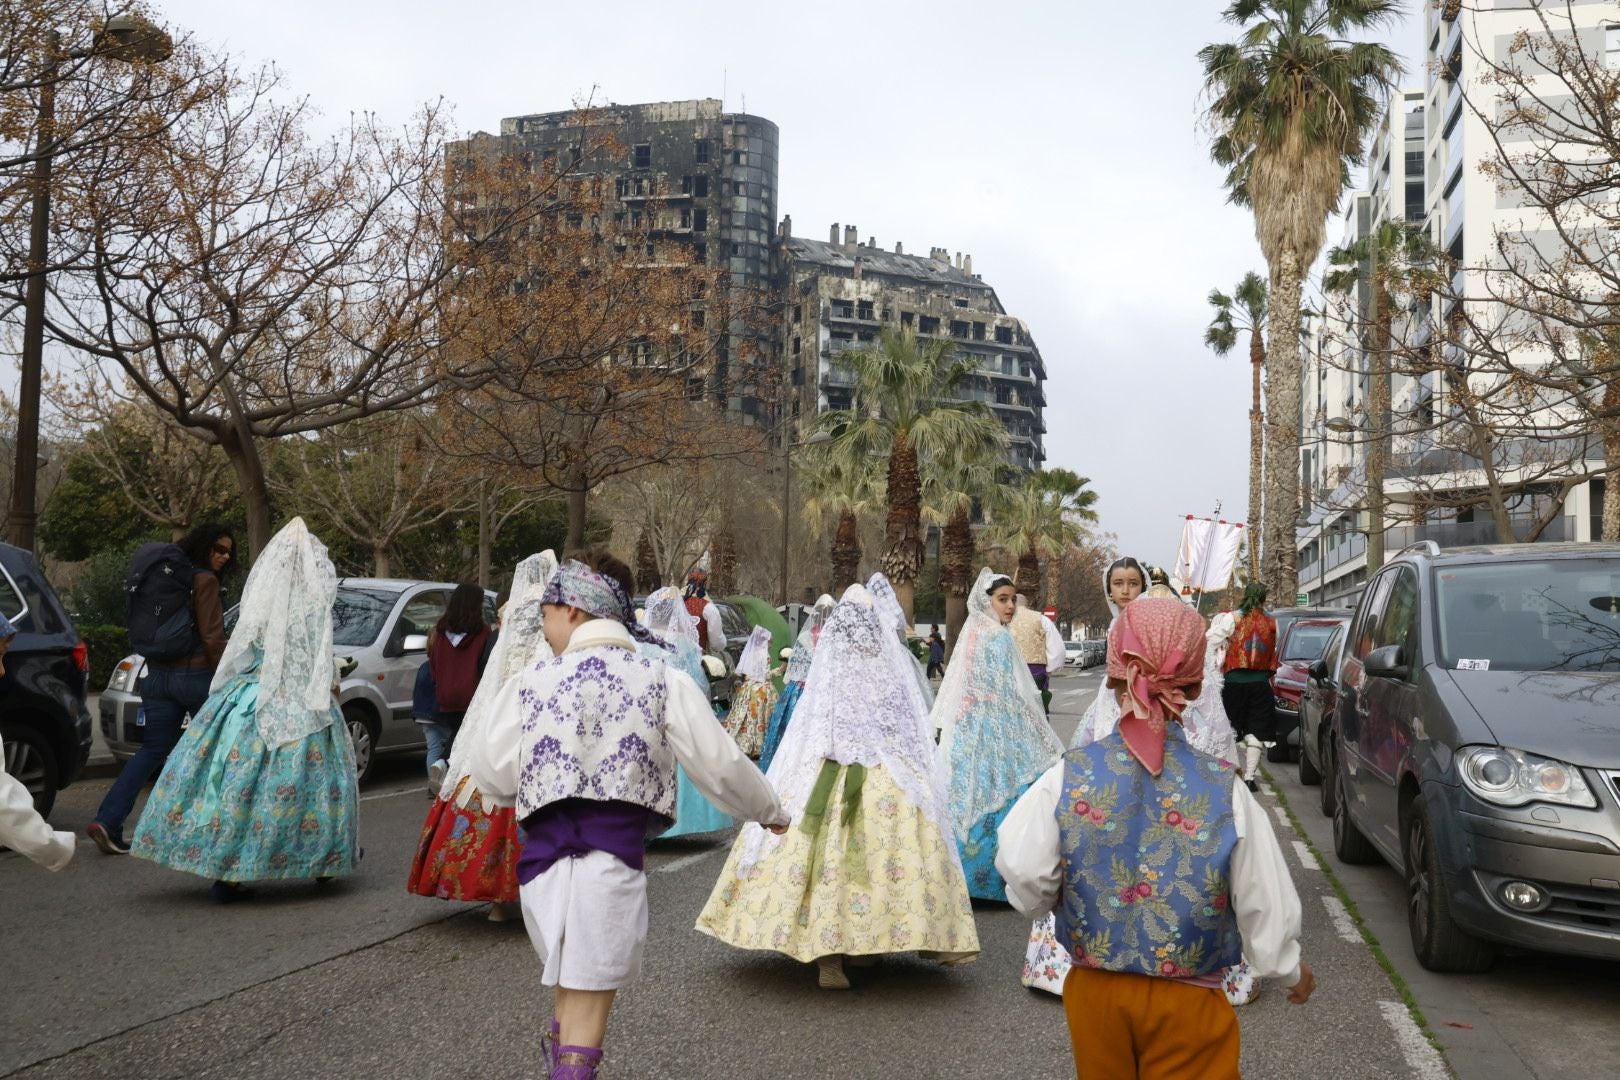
[1386, 515, 1571, 549]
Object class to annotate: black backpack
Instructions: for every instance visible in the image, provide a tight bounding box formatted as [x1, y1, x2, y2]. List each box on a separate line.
[126, 542, 201, 662]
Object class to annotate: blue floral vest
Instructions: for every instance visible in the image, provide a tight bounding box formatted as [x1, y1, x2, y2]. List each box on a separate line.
[1054, 728, 1242, 979]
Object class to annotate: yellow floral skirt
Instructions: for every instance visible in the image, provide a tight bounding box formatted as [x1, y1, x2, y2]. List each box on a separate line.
[696, 762, 980, 962]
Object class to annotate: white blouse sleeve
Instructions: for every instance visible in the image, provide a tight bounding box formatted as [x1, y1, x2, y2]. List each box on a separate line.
[0, 735, 74, 871]
[995, 762, 1065, 918]
[1043, 617, 1066, 672]
[663, 668, 787, 827]
[462, 674, 527, 805]
[702, 604, 728, 653]
[1230, 777, 1304, 987]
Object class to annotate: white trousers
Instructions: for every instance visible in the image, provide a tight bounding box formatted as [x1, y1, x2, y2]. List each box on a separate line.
[519, 850, 649, 991]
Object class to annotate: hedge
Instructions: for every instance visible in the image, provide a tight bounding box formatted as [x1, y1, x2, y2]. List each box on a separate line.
[78, 624, 130, 691]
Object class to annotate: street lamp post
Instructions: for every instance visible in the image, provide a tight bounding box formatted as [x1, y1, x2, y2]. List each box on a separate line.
[777, 429, 831, 606]
[5, 16, 172, 552]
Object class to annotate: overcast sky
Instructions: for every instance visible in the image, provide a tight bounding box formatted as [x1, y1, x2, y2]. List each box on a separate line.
[144, 0, 1422, 571]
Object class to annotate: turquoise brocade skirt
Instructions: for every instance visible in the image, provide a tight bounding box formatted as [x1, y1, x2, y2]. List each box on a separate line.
[660, 765, 733, 839]
[757, 680, 804, 774]
[132, 673, 360, 882]
[958, 777, 1037, 903]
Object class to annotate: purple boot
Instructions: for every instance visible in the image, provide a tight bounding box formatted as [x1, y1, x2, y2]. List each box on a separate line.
[552, 1044, 603, 1080]
[542, 1019, 560, 1071]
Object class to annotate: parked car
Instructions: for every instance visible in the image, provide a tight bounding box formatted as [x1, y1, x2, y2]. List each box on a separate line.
[102, 579, 494, 784]
[1063, 640, 1085, 667]
[1269, 615, 1350, 763]
[0, 543, 91, 817]
[1260, 606, 1352, 761]
[1328, 542, 1620, 972]
[1081, 639, 1106, 668]
[1298, 622, 1348, 812]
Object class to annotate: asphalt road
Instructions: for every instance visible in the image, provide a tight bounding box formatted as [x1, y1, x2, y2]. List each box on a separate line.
[5, 669, 1448, 1079]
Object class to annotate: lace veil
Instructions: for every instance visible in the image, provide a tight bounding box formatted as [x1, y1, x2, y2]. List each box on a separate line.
[933, 568, 1064, 840]
[739, 584, 956, 875]
[867, 571, 934, 709]
[212, 517, 339, 748]
[641, 585, 708, 687]
[783, 593, 835, 684]
[441, 550, 558, 802]
[735, 624, 773, 682]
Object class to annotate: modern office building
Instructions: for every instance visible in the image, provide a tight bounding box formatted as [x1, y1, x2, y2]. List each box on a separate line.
[780, 221, 1047, 471]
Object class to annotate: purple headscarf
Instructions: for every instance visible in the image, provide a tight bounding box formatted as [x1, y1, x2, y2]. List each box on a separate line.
[542, 560, 657, 644]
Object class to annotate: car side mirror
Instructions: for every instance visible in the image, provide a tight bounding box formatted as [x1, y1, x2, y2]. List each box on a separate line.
[1364, 645, 1409, 681]
[1308, 659, 1329, 681]
[402, 633, 429, 653]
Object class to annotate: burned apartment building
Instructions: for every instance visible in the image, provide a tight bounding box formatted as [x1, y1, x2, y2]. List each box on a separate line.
[468, 98, 781, 427]
[781, 222, 1047, 471]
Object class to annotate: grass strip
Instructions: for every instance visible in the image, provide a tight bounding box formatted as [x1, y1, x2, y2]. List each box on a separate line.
[1262, 766, 1450, 1061]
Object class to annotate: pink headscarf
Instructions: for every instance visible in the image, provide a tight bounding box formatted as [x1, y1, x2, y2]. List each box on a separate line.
[1106, 598, 1208, 776]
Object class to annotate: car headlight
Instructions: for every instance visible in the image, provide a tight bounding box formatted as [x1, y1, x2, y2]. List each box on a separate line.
[1457, 746, 1597, 809]
[108, 659, 136, 692]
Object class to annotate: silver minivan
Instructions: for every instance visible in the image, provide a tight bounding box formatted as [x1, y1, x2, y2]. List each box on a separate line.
[101, 579, 494, 783]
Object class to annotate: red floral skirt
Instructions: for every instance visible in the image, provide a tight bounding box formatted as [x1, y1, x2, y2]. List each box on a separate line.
[407, 778, 523, 903]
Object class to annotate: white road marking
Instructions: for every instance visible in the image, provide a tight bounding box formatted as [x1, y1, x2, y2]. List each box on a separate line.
[1292, 840, 1321, 870]
[1273, 803, 1292, 831]
[655, 847, 725, 874]
[360, 786, 422, 803]
[1378, 1000, 1451, 1080]
[1322, 895, 1360, 943]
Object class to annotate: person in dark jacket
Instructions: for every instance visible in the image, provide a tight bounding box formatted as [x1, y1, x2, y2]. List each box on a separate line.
[89, 523, 236, 855]
[423, 583, 491, 789]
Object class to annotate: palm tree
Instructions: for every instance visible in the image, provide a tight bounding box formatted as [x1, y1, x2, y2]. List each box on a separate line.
[1323, 221, 1443, 572]
[799, 451, 883, 594]
[984, 469, 1100, 604]
[922, 439, 1005, 659]
[1201, 0, 1402, 597]
[815, 327, 1006, 621]
[1206, 272, 1270, 580]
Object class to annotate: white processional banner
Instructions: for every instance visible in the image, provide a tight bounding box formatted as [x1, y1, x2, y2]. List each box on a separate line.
[1175, 517, 1245, 592]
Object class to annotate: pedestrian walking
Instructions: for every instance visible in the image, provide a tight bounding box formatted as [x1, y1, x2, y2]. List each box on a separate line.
[0, 614, 74, 872]
[410, 551, 558, 919]
[720, 625, 778, 758]
[925, 625, 945, 679]
[1010, 594, 1065, 712]
[130, 518, 359, 902]
[997, 597, 1314, 1079]
[682, 565, 727, 655]
[931, 569, 1064, 901]
[758, 593, 834, 773]
[422, 583, 492, 789]
[697, 583, 979, 991]
[1220, 583, 1280, 791]
[88, 523, 234, 855]
[462, 549, 786, 1080]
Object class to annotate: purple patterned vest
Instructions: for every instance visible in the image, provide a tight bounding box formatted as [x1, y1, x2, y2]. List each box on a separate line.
[1054, 728, 1242, 979]
[515, 645, 678, 832]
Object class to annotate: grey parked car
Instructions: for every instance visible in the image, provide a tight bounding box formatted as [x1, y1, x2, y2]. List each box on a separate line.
[1329, 542, 1620, 972]
[101, 579, 494, 784]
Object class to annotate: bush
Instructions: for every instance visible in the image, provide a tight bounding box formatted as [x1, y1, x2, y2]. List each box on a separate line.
[78, 623, 130, 690]
[69, 541, 144, 628]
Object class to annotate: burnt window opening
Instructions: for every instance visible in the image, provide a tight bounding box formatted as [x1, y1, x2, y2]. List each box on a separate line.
[693, 242, 707, 264]
[972, 322, 986, 340]
[693, 175, 709, 197]
[680, 208, 692, 228]
[730, 241, 741, 255]
[792, 336, 801, 354]
[995, 325, 1014, 344]
[857, 330, 875, 342]
[953, 298, 969, 308]
[918, 315, 940, 335]
[630, 210, 643, 228]
[900, 311, 915, 328]
[680, 175, 693, 194]
[694, 139, 711, 163]
[734, 180, 746, 197]
[693, 208, 708, 231]
[633, 177, 648, 196]
[792, 305, 802, 324]
[691, 308, 706, 329]
[645, 241, 656, 258]
[856, 300, 874, 321]
[949, 320, 970, 338]
[833, 299, 854, 318]
[565, 213, 583, 230]
[632, 144, 651, 169]
[615, 177, 629, 198]
[732, 150, 745, 165]
[613, 212, 626, 226]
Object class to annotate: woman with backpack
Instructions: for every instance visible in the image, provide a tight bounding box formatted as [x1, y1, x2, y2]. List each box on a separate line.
[422, 584, 492, 788]
[89, 523, 236, 856]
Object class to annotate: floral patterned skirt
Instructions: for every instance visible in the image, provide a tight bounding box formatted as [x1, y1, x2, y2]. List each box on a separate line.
[1022, 914, 1262, 1006]
[408, 777, 522, 902]
[959, 779, 1036, 903]
[132, 675, 359, 882]
[757, 681, 803, 774]
[659, 764, 733, 839]
[696, 762, 979, 962]
[722, 679, 778, 759]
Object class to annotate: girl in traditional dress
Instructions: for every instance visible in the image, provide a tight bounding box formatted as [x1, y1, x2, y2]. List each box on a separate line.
[758, 593, 834, 773]
[721, 625, 778, 758]
[933, 569, 1065, 902]
[408, 551, 557, 919]
[641, 587, 733, 837]
[133, 518, 358, 902]
[696, 584, 980, 991]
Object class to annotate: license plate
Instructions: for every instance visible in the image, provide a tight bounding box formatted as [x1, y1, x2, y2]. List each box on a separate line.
[135, 708, 146, 727]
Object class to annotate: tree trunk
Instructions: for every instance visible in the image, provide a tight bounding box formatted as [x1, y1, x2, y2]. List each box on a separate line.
[1015, 551, 1041, 600]
[217, 424, 273, 558]
[476, 478, 492, 588]
[1264, 252, 1303, 600]
[636, 529, 659, 592]
[563, 466, 589, 554]
[1248, 327, 1266, 579]
[940, 505, 975, 660]
[1605, 376, 1620, 542]
[373, 544, 392, 578]
[831, 509, 862, 593]
[880, 429, 924, 625]
[1367, 287, 1392, 572]
[711, 515, 738, 596]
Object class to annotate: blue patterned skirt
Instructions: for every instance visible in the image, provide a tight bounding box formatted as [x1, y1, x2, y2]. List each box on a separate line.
[660, 765, 733, 838]
[958, 778, 1037, 903]
[132, 674, 360, 882]
[757, 680, 804, 774]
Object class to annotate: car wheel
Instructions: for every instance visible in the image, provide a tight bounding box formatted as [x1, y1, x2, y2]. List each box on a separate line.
[1332, 749, 1380, 865]
[343, 706, 377, 786]
[1298, 724, 1322, 786]
[1318, 731, 1337, 818]
[1, 722, 60, 818]
[1405, 795, 1497, 973]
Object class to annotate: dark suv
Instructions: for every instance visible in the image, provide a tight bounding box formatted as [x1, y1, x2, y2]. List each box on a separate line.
[0, 543, 91, 817]
[1329, 541, 1620, 972]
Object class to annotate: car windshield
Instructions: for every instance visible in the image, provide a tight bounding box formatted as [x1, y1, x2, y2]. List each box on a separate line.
[1282, 623, 1339, 662]
[332, 586, 402, 648]
[1436, 559, 1620, 673]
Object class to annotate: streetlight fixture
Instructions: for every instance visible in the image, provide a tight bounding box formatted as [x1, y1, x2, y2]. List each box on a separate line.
[778, 429, 832, 606]
[5, 15, 173, 552]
